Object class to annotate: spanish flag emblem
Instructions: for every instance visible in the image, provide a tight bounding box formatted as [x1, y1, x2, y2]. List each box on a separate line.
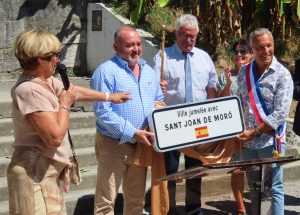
[195, 126, 209, 138]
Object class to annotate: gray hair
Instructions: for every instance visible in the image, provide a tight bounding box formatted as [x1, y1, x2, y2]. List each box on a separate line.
[249, 28, 273, 46]
[175, 14, 199, 34]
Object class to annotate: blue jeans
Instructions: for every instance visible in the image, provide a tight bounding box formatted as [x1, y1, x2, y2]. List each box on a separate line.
[241, 144, 285, 215]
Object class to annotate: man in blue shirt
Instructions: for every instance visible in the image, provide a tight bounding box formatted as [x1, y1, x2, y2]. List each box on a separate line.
[91, 26, 163, 215]
[153, 14, 217, 215]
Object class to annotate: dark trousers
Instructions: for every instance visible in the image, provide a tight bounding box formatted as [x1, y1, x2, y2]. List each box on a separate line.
[164, 150, 202, 214]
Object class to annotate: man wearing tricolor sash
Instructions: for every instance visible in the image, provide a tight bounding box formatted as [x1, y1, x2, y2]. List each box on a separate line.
[236, 28, 293, 215]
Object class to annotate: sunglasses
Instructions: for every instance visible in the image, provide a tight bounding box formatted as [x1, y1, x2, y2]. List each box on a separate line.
[42, 51, 62, 60]
[49, 51, 62, 59]
[230, 49, 250, 55]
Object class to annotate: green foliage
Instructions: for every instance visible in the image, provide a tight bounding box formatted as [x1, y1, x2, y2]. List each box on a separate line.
[53, 67, 76, 77]
[141, 5, 178, 43]
[110, 0, 300, 70]
[112, 1, 129, 18]
[279, 0, 300, 18]
[130, 0, 146, 24]
[298, 0, 300, 18]
[280, 0, 292, 16]
[254, 0, 267, 27]
[67, 67, 77, 77]
[156, 0, 171, 7]
[129, 0, 172, 24]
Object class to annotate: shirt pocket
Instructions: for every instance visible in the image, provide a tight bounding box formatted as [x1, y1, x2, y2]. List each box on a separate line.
[165, 70, 180, 92]
[193, 70, 209, 94]
[143, 79, 157, 99]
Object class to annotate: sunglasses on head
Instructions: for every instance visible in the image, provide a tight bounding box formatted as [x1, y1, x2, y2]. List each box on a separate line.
[230, 49, 250, 55]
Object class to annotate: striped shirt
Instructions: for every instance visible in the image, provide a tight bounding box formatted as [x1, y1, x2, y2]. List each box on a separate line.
[91, 54, 163, 144]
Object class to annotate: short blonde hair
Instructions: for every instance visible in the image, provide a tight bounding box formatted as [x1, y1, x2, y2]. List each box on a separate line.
[13, 29, 61, 70]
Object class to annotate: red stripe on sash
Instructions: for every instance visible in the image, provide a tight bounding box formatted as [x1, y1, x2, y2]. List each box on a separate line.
[246, 63, 263, 124]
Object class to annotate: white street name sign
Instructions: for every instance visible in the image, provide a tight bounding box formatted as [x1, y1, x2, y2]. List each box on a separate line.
[148, 96, 245, 152]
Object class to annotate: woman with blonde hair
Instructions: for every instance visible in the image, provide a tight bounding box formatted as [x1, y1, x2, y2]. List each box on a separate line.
[7, 29, 130, 215]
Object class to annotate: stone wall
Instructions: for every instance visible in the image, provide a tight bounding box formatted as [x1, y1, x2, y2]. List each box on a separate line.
[0, 0, 88, 78]
[0, 1, 160, 78]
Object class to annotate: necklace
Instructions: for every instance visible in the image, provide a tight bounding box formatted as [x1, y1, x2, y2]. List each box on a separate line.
[36, 78, 48, 85]
[37, 78, 53, 92]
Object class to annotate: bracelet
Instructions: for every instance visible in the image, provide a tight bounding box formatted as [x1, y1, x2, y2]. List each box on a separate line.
[104, 92, 110, 102]
[60, 106, 71, 112]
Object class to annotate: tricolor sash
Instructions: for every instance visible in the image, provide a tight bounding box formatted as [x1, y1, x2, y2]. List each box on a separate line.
[245, 61, 285, 155]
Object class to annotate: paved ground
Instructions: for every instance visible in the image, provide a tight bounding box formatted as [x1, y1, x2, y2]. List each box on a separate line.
[71, 156, 300, 215]
[159, 179, 300, 215]
[73, 179, 300, 215]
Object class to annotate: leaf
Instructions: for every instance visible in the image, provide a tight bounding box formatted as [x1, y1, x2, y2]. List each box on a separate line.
[130, 0, 146, 24]
[280, 0, 293, 16]
[157, 0, 171, 7]
[282, 12, 286, 42]
[298, 0, 300, 19]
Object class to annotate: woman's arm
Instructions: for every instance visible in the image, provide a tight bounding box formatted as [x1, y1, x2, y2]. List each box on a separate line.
[218, 83, 232, 97]
[218, 69, 232, 97]
[27, 89, 74, 147]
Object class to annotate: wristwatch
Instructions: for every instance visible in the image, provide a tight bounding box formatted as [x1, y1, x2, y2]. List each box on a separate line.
[254, 128, 262, 137]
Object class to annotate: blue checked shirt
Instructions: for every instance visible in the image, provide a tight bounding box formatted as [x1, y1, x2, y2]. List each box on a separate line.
[90, 55, 164, 144]
[237, 57, 293, 149]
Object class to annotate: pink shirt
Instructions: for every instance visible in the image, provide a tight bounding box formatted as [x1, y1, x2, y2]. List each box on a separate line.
[11, 74, 72, 165]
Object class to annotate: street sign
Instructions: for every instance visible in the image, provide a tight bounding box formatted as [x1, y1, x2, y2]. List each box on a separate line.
[148, 96, 245, 152]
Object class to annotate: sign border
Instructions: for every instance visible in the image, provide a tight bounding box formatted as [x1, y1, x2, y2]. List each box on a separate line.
[150, 96, 245, 152]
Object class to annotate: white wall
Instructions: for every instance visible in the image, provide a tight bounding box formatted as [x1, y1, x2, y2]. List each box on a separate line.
[87, 3, 159, 74]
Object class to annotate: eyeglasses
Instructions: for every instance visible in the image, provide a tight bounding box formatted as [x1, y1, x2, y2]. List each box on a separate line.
[181, 33, 198, 40]
[230, 49, 250, 55]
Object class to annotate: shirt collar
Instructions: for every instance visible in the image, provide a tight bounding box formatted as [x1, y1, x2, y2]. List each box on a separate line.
[114, 54, 146, 70]
[253, 56, 278, 77]
[268, 56, 278, 71]
[174, 44, 195, 57]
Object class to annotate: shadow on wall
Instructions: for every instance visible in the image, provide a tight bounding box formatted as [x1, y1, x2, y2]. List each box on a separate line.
[16, 0, 50, 20]
[16, 0, 89, 76]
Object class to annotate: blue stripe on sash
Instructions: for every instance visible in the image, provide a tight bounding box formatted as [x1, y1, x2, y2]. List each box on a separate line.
[252, 61, 270, 115]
